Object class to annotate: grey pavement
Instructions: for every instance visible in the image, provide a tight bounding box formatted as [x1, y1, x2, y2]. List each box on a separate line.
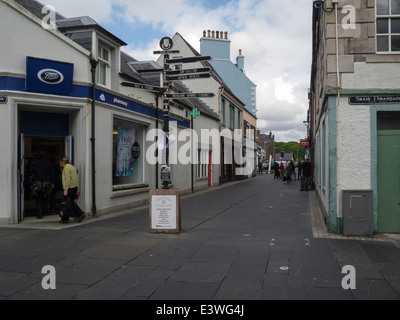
[1, 174, 400, 302]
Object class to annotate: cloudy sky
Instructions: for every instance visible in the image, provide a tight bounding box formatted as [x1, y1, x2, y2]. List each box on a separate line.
[48, 0, 312, 142]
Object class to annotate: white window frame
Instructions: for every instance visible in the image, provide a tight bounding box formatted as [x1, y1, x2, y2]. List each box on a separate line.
[98, 44, 111, 85]
[376, 0, 400, 53]
[197, 149, 208, 179]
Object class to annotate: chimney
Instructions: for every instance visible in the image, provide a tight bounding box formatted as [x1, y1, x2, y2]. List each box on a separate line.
[200, 29, 231, 60]
[236, 49, 245, 72]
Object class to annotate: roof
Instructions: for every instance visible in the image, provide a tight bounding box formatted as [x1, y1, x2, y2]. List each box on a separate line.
[14, 0, 65, 20]
[57, 16, 127, 46]
[274, 153, 294, 162]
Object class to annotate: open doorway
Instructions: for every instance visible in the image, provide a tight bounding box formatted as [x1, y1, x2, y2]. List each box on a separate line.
[23, 136, 65, 217]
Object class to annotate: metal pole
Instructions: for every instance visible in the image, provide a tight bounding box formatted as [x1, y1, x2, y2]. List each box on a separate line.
[162, 54, 170, 189]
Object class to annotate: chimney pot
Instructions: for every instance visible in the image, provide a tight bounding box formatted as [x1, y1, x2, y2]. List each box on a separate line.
[216, 31, 219, 38]
[203, 30, 206, 37]
[212, 30, 215, 38]
[239, 49, 242, 56]
[224, 31, 228, 40]
[207, 30, 211, 37]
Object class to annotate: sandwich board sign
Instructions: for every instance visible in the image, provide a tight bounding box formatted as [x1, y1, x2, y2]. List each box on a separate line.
[149, 188, 181, 234]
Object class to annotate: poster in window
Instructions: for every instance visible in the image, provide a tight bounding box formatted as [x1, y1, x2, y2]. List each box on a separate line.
[116, 123, 135, 176]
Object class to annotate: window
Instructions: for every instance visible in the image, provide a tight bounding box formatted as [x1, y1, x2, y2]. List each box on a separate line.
[197, 149, 208, 178]
[229, 104, 235, 129]
[237, 110, 241, 130]
[376, 0, 400, 52]
[98, 45, 110, 85]
[112, 118, 146, 189]
[221, 98, 226, 126]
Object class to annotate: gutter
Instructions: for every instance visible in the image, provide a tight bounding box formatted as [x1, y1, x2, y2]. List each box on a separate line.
[90, 56, 98, 216]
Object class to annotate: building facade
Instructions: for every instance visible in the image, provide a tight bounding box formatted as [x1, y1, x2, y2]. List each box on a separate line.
[162, 33, 254, 184]
[0, 0, 214, 224]
[200, 30, 258, 117]
[310, 0, 400, 234]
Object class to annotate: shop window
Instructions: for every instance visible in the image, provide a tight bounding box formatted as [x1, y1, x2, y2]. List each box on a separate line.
[376, 0, 400, 52]
[112, 118, 146, 189]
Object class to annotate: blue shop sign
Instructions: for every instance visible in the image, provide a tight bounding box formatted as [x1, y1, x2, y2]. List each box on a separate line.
[26, 57, 74, 95]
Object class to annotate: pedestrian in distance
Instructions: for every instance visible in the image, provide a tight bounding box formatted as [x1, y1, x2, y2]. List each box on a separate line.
[274, 162, 280, 179]
[285, 161, 294, 184]
[300, 158, 312, 191]
[31, 149, 54, 219]
[59, 157, 85, 223]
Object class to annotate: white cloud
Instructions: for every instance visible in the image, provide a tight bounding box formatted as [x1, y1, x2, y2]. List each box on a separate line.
[48, 0, 312, 142]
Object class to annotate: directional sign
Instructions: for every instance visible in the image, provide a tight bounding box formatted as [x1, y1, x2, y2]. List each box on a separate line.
[121, 81, 164, 92]
[165, 73, 211, 81]
[153, 50, 180, 54]
[166, 56, 212, 64]
[189, 108, 200, 119]
[165, 67, 211, 75]
[165, 93, 215, 99]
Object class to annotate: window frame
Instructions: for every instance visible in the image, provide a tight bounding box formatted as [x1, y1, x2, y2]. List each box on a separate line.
[376, 0, 400, 53]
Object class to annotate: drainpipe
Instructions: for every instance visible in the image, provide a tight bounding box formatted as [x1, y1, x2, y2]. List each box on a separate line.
[334, 2, 341, 234]
[90, 56, 98, 216]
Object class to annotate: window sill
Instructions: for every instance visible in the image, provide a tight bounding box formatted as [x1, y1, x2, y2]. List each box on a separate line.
[111, 184, 150, 198]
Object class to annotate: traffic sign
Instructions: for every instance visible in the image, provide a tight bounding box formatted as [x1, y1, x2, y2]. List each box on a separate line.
[165, 67, 211, 75]
[165, 93, 215, 98]
[165, 73, 211, 81]
[121, 81, 164, 93]
[166, 56, 212, 64]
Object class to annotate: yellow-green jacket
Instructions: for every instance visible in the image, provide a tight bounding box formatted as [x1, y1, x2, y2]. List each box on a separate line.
[62, 164, 79, 191]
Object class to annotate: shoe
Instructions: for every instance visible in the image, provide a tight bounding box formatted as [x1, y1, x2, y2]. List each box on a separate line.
[59, 220, 69, 224]
[76, 214, 86, 223]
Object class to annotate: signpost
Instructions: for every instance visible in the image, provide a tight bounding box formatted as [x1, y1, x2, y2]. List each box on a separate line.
[120, 81, 164, 93]
[165, 67, 211, 75]
[165, 73, 211, 81]
[165, 92, 215, 98]
[148, 37, 215, 234]
[166, 56, 212, 64]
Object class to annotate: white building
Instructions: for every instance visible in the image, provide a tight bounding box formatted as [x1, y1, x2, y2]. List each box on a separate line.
[0, 0, 217, 224]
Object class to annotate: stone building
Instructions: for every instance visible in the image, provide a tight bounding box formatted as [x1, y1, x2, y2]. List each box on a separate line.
[309, 0, 400, 234]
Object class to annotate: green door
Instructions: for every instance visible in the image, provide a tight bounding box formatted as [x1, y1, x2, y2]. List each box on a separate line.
[377, 130, 400, 233]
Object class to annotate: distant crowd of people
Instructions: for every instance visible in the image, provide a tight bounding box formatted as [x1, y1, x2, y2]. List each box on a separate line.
[270, 159, 313, 191]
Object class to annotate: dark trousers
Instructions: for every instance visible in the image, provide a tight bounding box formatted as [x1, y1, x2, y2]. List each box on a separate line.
[60, 187, 84, 221]
[36, 192, 49, 218]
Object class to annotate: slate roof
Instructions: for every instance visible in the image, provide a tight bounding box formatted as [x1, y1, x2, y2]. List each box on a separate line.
[14, 0, 65, 20]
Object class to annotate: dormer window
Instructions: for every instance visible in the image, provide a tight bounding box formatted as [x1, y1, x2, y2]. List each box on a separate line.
[98, 44, 110, 85]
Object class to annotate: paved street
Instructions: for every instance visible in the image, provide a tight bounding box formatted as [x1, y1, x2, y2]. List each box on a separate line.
[1, 174, 400, 302]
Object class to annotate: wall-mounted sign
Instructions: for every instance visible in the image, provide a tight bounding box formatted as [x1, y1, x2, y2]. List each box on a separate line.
[349, 95, 400, 105]
[300, 139, 310, 147]
[0, 96, 7, 104]
[26, 57, 73, 95]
